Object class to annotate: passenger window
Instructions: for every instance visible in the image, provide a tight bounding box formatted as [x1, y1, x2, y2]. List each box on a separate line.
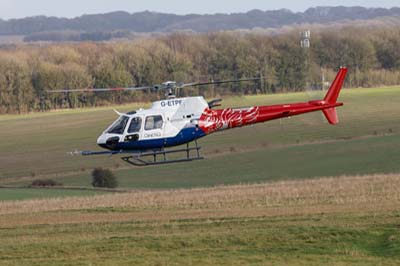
[145, 115, 163, 130]
[128, 117, 142, 133]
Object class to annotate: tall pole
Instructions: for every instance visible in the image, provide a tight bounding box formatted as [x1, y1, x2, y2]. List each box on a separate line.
[301, 30, 311, 90]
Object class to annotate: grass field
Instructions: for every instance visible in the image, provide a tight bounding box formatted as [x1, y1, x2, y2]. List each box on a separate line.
[1, 87, 399, 265]
[1, 87, 400, 188]
[0, 174, 399, 265]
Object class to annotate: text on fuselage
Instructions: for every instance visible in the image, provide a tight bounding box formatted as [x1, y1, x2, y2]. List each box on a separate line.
[160, 100, 183, 107]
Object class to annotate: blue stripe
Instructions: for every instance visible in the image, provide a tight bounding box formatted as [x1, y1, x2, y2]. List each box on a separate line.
[116, 127, 206, 151]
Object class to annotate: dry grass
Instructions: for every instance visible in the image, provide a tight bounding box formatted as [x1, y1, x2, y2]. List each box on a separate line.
[1, 174, 399, 218]
[1, 174, 400, 266]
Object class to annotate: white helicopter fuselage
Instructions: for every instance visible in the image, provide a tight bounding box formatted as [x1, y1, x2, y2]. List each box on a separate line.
[97, 96, 209, 151]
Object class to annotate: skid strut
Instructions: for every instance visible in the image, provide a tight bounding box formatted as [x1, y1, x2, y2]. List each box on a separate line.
[121, 140, 203, 166]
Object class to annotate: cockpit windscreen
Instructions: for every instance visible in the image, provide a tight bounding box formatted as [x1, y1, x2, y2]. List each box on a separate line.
[107, 116, 129, 134]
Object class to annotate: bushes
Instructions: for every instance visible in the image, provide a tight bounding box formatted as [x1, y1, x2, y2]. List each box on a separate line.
[31, 179, 63, 187]
[4, 28, 400, 114]
[29, 169, 118, 189]
[91, 168, 118, 188]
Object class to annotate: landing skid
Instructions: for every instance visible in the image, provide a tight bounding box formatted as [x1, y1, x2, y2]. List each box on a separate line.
[76, 140, 204, 166]
[121, 140, 203, 166]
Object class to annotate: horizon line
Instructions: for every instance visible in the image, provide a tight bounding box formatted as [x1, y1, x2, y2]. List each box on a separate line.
[1, 5, 398, 21]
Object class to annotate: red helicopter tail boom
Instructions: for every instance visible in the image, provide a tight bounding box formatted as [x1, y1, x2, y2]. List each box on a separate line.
[199, 67, 348, 134]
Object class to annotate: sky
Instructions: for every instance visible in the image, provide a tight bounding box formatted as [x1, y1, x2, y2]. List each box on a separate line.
[0, 0, 399, 20]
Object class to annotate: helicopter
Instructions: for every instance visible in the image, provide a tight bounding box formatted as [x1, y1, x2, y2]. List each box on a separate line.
[49, 67, 348, 166]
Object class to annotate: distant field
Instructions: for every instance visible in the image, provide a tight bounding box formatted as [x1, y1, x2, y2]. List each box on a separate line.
[1, 174, 399, 265]
[1, 87, 400, 191]
[0, 35, 24, 44]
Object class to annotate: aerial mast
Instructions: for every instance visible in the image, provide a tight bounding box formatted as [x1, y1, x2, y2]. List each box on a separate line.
[300, 30, 311, 90]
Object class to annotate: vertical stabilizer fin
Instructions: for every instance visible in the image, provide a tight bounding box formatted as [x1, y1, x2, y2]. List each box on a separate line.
[324, 67, 348, 104]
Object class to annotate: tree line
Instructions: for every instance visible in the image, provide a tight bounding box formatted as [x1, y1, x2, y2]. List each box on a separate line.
[1, 27, 400, 114]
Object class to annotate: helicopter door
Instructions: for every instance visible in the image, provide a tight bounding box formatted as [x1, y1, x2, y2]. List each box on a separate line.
[143, 115, 164, 140]
[125, 116, 143, 142]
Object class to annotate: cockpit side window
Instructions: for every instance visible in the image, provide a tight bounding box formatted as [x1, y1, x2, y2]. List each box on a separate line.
[145, 115, 163, 130]
[107, 116, 129, 135]
[128, 117, 142, 133]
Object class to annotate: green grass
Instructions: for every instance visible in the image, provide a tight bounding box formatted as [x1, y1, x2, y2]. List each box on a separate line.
[0, 188, 104, 201]
[1, 86, 400, 189]
[56, 134, 400, 189]
[0, 212, 399, 265]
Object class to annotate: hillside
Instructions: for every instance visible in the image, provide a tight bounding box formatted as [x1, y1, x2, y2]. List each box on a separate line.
[1, 6, 400, 36]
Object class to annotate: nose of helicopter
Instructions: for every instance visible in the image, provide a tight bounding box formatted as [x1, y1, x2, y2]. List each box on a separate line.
[97, 134, 109, 150]
[97, 134, 120, 150]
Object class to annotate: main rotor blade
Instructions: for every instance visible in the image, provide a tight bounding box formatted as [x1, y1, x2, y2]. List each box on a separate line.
[46, 86, 153, 93]
[180, 77, 261, 89]
[46, 77, 262, 93]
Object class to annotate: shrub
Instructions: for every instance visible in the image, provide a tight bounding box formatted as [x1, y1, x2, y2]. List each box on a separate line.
[31, 179, 63, 187]
[91, 168, 118, 188]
